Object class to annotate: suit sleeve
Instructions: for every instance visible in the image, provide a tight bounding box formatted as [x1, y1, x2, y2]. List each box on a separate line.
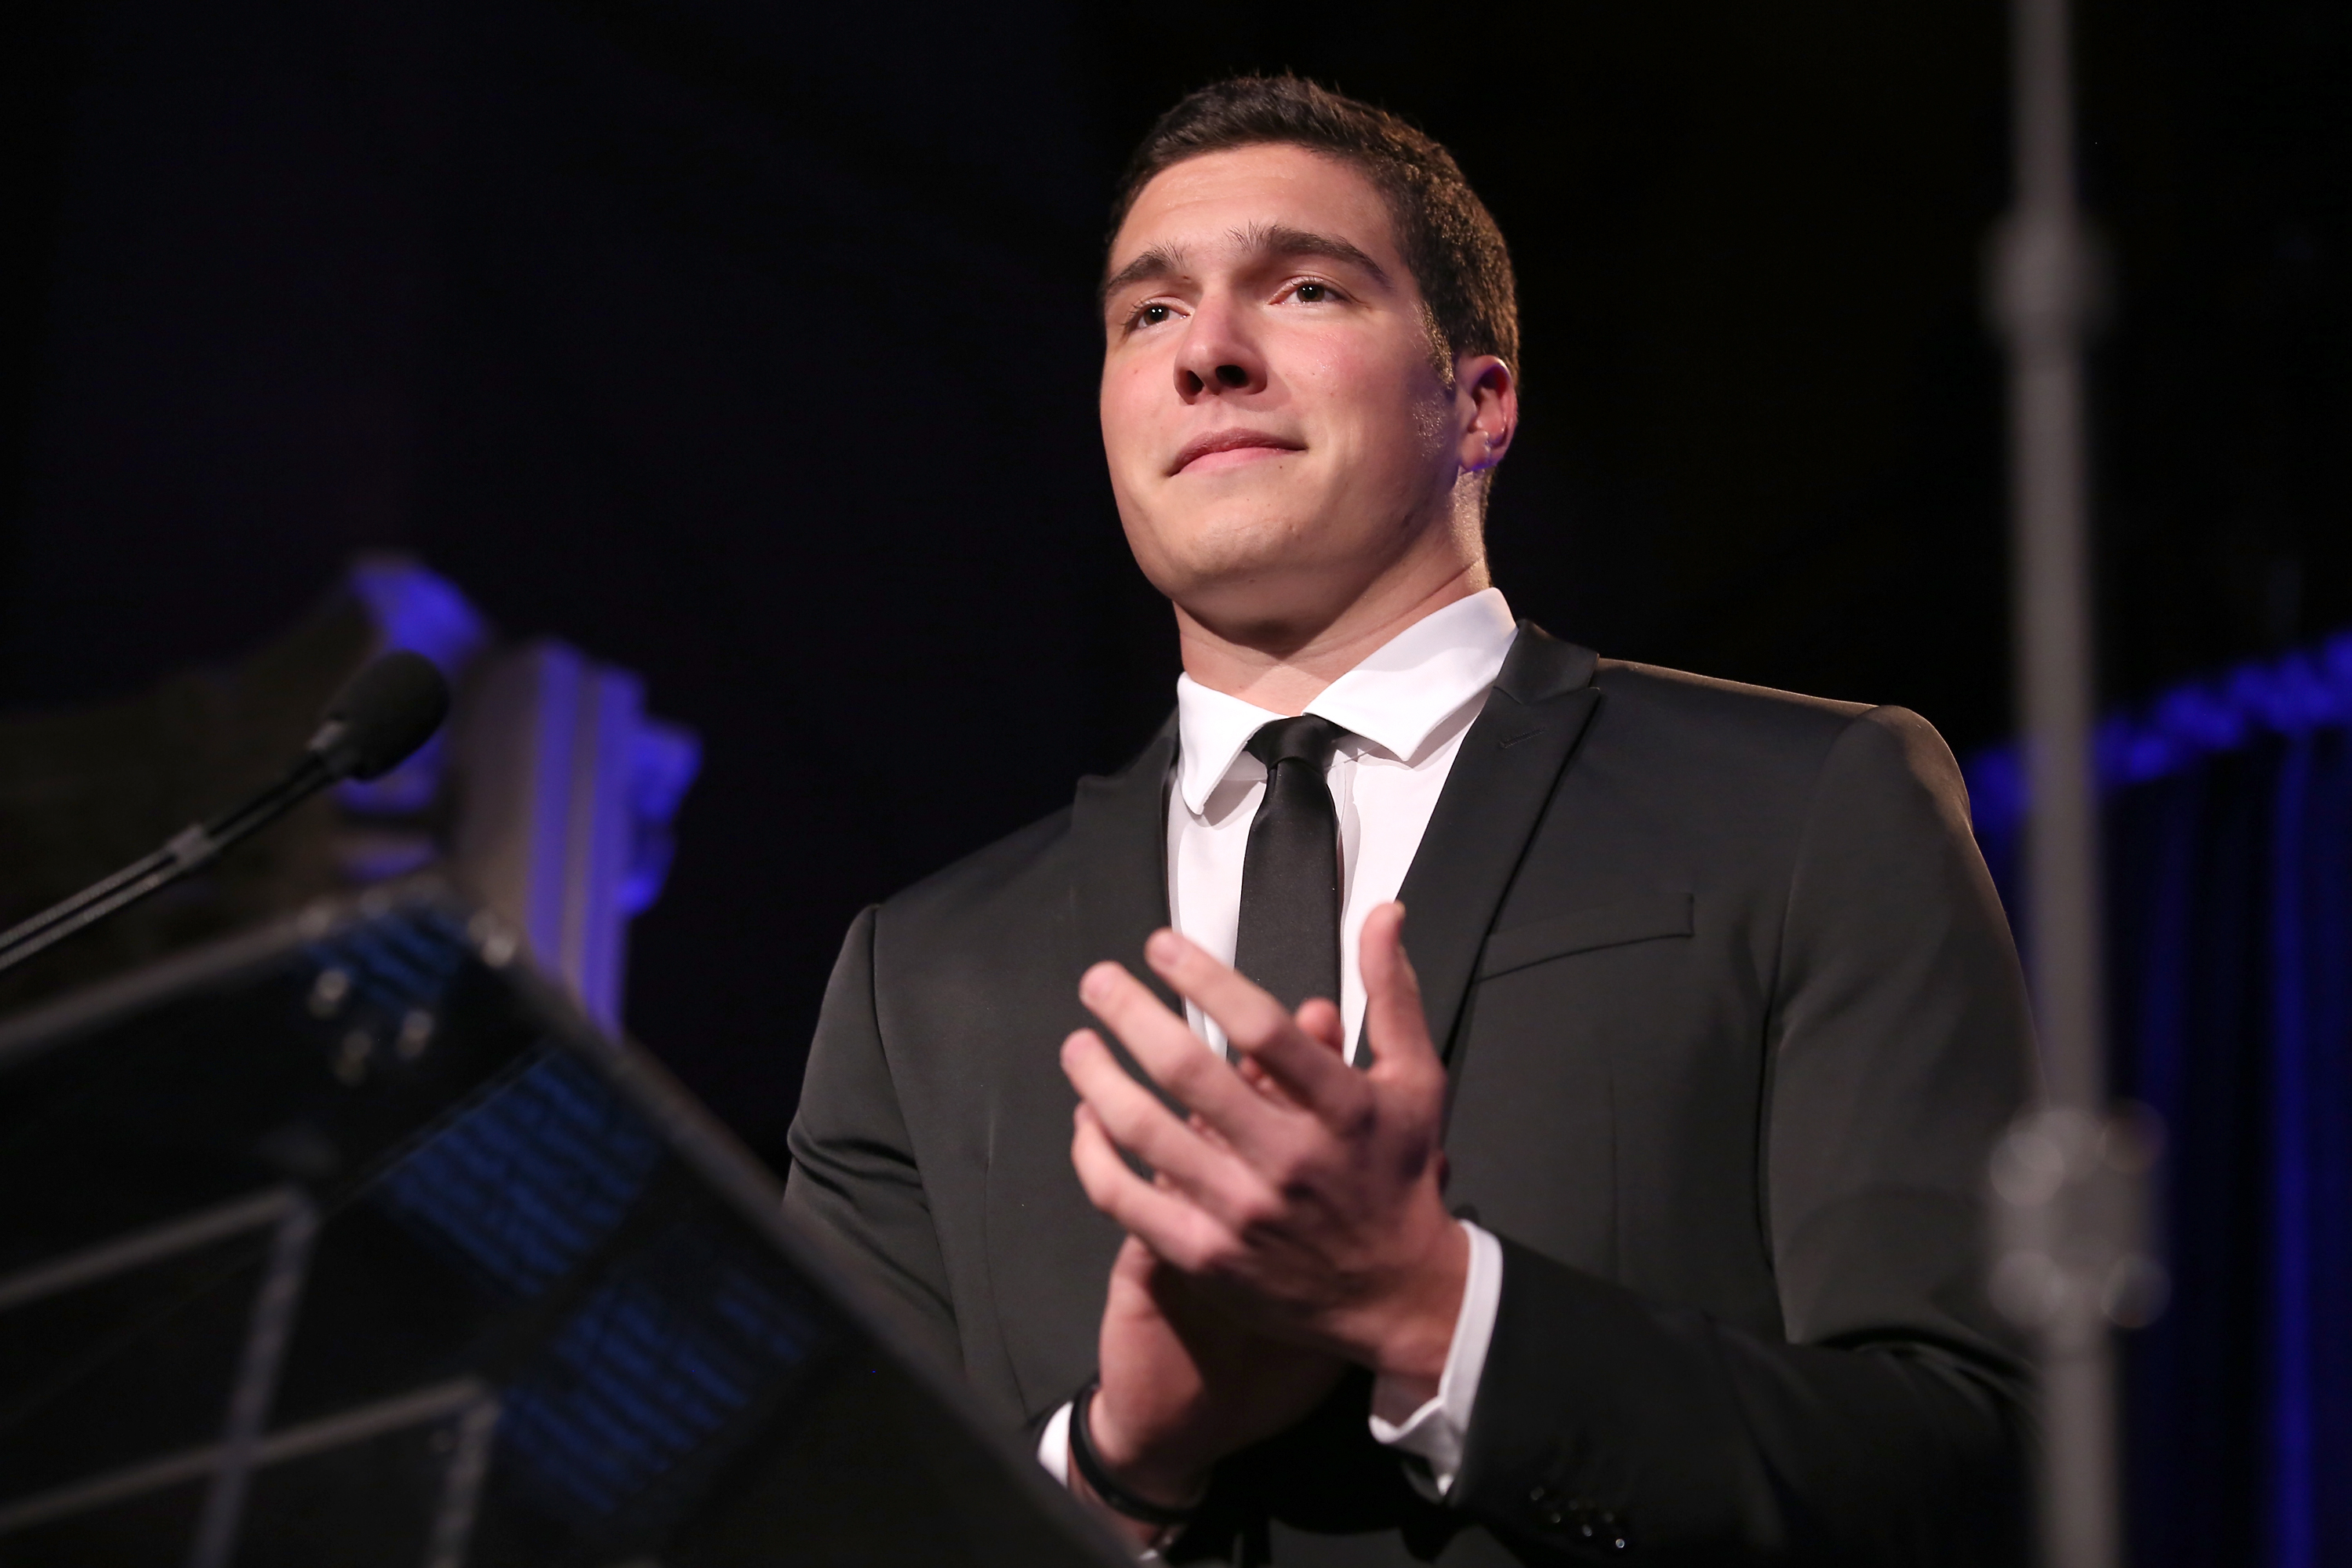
[784, 904, 964, 1370]
[1450, 706, 2038, 1563]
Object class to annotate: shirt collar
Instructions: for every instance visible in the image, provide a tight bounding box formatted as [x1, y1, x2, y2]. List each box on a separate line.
[1173, 587, 1519, 815]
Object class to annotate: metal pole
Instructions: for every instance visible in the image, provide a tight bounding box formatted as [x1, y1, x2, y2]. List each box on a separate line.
[2004, 0, 2103, 1122]
[1987, 0, 2148, 1563]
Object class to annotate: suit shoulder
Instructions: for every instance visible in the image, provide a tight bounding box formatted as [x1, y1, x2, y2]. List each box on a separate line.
[1591, 659, 1969, 826]
[1820, 703, 1975, 833]
[1591, 659, 1874, 757]
[880, 804, 1075, 934]
[1595, 659, 1869, 728]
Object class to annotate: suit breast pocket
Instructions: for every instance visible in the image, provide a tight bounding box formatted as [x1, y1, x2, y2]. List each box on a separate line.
[1475, 890, 1694, 980]
[1448, 889, 1707, 1279]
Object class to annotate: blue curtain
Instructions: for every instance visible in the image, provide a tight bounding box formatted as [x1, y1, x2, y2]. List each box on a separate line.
[1968, 637, 2352, 1567]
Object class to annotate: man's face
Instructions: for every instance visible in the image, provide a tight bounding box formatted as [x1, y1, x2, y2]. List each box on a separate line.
[1100, 144, 1489, 640]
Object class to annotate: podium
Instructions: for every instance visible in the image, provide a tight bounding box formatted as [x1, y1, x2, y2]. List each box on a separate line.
[0, 887, 1123, 1566]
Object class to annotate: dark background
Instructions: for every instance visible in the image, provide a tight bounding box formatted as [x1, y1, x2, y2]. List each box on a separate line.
[1, 0, 2344, 1163]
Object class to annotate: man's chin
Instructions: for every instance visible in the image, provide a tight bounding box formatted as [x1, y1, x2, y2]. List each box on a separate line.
[1133, 495, 1336, 564]
[1143, 535, 1329, 597]
[1159, 560, 1378, 646]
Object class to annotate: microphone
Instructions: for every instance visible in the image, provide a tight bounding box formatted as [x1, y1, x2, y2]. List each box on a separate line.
[0, 652, 453, 980]
[307, 649, 452, 784]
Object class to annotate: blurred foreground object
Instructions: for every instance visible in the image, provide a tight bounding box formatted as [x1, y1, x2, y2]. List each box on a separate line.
[0, 884, 1120, 1566]
[0, 556, 699, 1031]
[1989, 0, 2161, 1559]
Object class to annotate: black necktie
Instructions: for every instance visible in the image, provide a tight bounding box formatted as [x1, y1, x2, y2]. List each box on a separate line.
[1232, 715, 1351, 1022]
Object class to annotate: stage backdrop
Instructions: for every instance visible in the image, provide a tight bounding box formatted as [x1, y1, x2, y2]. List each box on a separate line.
[1971, 632, 2352, 1568]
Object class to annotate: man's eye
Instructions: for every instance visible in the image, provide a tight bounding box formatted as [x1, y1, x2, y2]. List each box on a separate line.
[1294, 281, 1331, 303]
[1133, 303, 1174, 328]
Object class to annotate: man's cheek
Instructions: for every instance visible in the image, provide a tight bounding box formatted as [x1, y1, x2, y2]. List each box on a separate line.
[1284, 325, 1387, 394]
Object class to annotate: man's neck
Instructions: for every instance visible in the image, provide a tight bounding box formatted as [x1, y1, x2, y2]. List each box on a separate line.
[1174, 558, 1491, 717]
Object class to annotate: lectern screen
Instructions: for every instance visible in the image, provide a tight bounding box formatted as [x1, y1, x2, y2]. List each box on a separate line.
[0, 891, 1115, 1568]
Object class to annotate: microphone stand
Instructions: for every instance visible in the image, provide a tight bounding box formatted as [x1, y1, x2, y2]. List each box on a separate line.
[0, 652, 447, 982]
[0, 747, 341, 982]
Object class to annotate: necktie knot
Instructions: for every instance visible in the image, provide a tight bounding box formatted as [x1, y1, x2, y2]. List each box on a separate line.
[1244, 713, 1349, 774]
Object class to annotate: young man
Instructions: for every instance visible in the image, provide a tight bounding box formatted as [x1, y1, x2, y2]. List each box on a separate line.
[786, 78, 2034, 1564]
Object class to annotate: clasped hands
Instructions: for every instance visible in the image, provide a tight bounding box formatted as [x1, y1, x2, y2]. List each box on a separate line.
[1058, 901, 1468, 1526]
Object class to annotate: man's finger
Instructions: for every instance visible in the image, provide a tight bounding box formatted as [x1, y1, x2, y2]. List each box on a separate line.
[1077, 960, 1288, 1150]
[1358, 902, 1443, 1087]
[1062, 1029, 1279, 1227]
[1069, 1104, 1230, 1272]
[1142, 930, 1363, 1122]
[1296, 997, 1347, 1057]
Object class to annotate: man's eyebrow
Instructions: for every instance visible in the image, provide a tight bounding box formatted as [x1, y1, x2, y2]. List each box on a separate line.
[1099, 244, 1188, 311]
[1097, 224, 1395, 314]
[1237, 223, 1392, 286]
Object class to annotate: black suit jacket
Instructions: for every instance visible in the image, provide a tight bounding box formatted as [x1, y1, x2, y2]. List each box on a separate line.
[784, 626, 2037, 1565]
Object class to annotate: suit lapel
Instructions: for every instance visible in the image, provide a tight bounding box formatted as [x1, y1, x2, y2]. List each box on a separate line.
[1069, 717, 1181, 1011]
[1393, 624, 1601, 1063]
[985, 720, 1177, 1414]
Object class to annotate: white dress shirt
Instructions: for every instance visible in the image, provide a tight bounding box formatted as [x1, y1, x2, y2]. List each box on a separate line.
[1040, 588, 1517, 1504]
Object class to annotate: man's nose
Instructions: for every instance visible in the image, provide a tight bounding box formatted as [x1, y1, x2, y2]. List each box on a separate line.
[1174, 300, 1267, 399]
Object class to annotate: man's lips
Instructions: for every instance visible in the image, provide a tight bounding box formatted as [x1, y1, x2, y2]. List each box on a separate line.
[1169, 428, 1306, 475]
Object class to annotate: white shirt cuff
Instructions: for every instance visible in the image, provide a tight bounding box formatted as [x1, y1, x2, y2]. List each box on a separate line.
[1037, 1399, 1073, 1486]
[1039, 1399, 1172, 1561]
[1366, 1219, 1503, 1498]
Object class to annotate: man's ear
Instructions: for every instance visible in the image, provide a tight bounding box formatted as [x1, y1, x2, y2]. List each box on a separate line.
[1454, 355, 1517, 476]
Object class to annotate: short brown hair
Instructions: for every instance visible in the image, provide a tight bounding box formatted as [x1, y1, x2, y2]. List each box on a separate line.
[1106, 77, 1519, 383]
